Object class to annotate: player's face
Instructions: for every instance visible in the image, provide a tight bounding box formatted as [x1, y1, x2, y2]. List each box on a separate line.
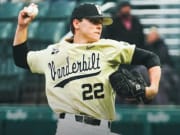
[75, 18, 103, 43]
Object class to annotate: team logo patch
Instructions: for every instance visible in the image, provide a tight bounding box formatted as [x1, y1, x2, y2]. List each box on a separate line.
[86, 45, 95, 50]
[51, 48, 59, 55]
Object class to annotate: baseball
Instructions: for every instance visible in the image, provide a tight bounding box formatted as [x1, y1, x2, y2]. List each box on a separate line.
[26, 5, 39, 17]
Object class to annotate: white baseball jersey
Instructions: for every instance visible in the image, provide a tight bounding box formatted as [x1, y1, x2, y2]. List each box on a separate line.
[27, 39, 135, 120]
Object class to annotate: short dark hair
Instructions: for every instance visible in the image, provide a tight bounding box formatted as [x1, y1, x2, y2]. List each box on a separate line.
[70, 19, 75, 34]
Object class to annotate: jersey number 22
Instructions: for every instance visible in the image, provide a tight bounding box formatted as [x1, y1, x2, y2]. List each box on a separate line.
[82, 83, 104, 100]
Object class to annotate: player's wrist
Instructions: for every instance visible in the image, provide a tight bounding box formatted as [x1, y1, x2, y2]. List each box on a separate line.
[17, 24, 29, 30]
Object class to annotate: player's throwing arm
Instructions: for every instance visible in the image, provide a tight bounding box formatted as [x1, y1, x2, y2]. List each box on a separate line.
[13, 3, 38, 46]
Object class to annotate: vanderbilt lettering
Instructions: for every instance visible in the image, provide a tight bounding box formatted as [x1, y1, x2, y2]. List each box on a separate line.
[48, 61, 56, 80]
[48, 53, 100, 80]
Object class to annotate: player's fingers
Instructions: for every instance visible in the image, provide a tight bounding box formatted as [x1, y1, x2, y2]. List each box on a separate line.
[25, 4, 38, 19]
[20, 3, 38, 18]
[18, 9, 34, 27]
[22, 7, 33, 18]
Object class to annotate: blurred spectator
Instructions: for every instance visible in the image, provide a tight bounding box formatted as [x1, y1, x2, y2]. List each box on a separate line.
[102, 1, 146, 104]
[145, 26, 180, 105]
[102, 1, 145, 49]
[146, 27, 174, 66]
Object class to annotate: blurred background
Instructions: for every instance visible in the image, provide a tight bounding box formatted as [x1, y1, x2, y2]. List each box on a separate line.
[0, 0, 180, 135]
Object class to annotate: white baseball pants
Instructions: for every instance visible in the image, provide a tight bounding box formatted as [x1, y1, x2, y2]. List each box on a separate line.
[55, 113, 120, 135]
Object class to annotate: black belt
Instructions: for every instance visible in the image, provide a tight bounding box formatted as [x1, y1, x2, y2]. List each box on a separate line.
[59, 113, 110, 128]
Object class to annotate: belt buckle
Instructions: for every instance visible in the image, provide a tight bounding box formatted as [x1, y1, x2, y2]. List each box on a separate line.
[75, 115, 101, 126]
[84, 116, 101, 126]
[59, 113, 65, 119]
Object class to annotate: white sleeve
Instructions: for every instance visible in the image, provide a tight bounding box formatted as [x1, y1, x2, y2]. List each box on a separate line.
[105, 40, 135, 65]
[27, 49, 47, 74]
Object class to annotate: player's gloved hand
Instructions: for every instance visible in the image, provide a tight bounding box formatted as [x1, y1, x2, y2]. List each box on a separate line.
[109, 68, 150, 104]
[18, 3, 38, 28]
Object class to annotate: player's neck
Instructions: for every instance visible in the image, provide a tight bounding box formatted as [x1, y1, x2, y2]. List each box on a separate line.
[73, 35, 89, 44]
[73, 34, 96, 44]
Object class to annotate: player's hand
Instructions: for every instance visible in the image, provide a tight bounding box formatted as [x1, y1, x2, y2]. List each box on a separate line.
[145, 85, 158, 99]
[17, 3, 38, 28]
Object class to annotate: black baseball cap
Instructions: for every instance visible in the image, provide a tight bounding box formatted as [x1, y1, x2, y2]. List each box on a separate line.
[71, 3, 113, 25]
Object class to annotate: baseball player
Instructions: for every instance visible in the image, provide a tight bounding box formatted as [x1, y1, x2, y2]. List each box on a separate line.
[13, 3, 161, 135]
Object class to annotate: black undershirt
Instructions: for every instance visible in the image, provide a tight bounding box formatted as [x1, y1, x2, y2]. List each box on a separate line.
[13, 42, 160, 69]
[13, 42, 29, 69]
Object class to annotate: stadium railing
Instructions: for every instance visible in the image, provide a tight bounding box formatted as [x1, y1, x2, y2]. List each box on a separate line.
[0, 105, 180, 135]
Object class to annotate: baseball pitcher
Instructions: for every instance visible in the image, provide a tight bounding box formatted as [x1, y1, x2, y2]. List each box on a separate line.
[13, 3, 161, 135]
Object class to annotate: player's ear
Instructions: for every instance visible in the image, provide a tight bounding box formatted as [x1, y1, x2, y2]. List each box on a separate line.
[73, 19, 81, 30]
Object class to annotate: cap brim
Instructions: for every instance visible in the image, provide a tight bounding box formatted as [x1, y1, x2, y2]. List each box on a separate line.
[88, 16, 113, 25]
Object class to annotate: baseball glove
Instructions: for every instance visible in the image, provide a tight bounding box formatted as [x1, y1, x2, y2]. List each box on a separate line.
[109, 68, 147, 103]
